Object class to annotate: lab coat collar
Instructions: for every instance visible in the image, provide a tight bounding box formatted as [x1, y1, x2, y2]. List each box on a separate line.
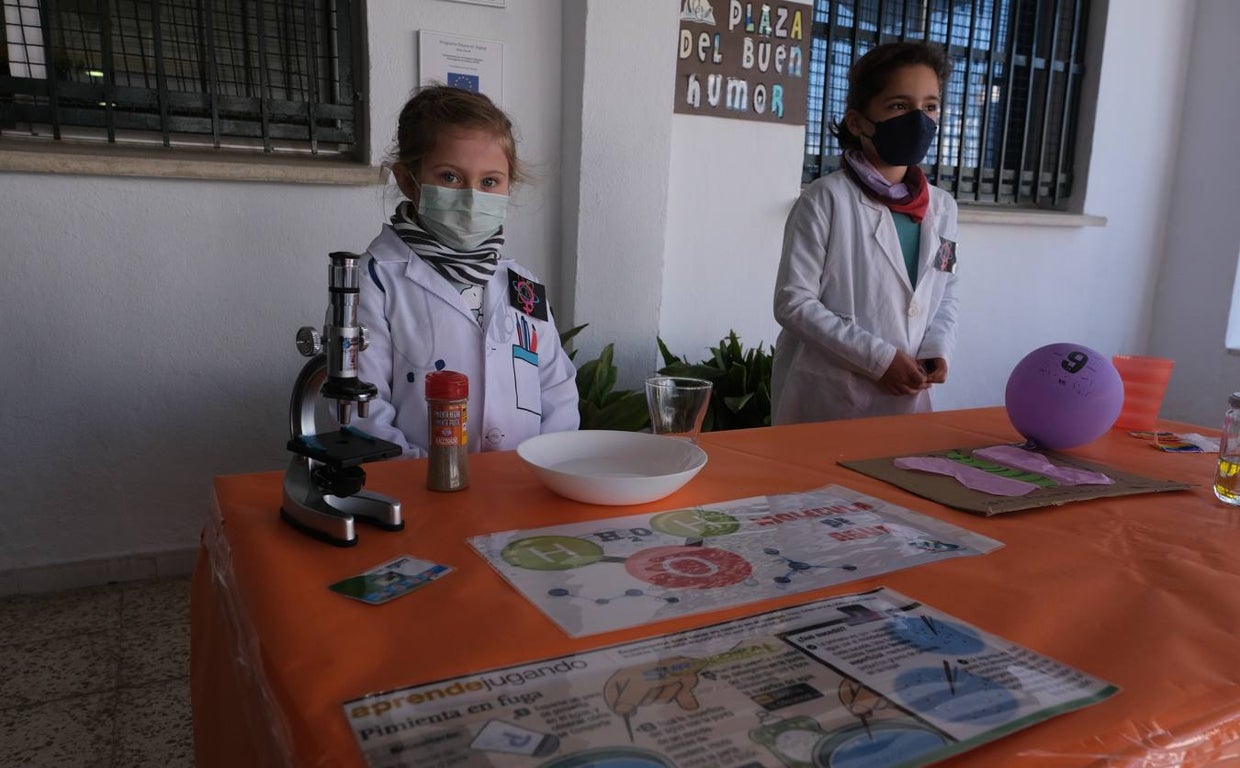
[375, 225, 505, 326]
[857, 192, 913, 294]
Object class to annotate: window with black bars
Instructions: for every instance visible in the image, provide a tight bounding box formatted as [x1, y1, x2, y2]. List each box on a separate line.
[0, 0, 361, 156]
[805, 0, 1090, 208]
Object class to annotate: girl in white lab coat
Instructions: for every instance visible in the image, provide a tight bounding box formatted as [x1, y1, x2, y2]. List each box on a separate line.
[772, 42, 960, 424]
[349, 86, 579, 456]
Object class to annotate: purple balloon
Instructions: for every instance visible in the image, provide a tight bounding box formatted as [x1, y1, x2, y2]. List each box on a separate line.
[1005, 343, 1124, 450]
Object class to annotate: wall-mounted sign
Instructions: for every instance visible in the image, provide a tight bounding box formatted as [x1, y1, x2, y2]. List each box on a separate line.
[674, 0, 809, 125]
[418, 30, 505, 106]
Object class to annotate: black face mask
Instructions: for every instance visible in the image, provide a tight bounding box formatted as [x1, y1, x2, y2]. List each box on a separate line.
[866, 109, 937, 166]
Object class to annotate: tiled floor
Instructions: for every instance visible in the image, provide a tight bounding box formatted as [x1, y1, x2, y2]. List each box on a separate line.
[0, 577, 193, 767]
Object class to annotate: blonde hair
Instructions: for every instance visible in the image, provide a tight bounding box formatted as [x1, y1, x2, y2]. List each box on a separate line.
[390, 85, 522, 184]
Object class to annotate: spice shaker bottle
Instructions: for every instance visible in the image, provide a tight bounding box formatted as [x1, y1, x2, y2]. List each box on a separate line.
[1215, 392, 1240, 506]
[425, 371, 469, 491]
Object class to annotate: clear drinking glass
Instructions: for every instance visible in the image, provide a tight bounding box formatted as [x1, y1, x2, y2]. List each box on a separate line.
[645, 377, 713, 443]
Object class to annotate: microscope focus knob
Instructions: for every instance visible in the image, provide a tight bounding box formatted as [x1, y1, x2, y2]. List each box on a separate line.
[359, 325, 370, 352]
[296, 326, 323, 357]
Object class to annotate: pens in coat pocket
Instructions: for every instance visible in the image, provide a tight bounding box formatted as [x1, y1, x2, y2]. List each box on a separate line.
[517, 314, 538, 353]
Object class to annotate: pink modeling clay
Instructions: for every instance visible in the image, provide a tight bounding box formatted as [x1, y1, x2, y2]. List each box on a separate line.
[972, 445, 1113, 486]
[894, 457, 1039, 496]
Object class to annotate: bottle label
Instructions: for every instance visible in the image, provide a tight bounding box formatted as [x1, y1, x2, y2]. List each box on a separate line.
[431, 403, 468, 447]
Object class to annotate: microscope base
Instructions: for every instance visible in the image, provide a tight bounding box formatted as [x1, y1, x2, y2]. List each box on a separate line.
[281, 459, 403, 546]
[280, 504, 359, 547]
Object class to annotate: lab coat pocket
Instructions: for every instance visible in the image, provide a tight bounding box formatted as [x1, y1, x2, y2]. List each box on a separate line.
[512, 346, 541, 416]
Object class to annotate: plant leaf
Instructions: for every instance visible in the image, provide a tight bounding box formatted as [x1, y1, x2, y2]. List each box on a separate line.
[559, 323, 588, 346]
[657, 337, 684, 367]
[585, 392, 651, 431]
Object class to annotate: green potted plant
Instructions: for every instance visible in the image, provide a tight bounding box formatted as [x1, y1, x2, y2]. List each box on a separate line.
[561, 327, 774, 432]
[657, 331, 773, 431]
[560, 325, 651, 431]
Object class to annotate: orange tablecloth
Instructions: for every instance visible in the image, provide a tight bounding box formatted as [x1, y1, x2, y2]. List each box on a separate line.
[190, 407, 1240, 767]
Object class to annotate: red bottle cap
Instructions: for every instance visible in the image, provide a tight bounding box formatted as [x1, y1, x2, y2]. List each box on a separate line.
[425, 370, 468, 400]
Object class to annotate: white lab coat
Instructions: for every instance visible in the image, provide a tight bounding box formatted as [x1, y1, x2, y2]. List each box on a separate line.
[771, 170, 960, 424]
[348, 225, 579, 456]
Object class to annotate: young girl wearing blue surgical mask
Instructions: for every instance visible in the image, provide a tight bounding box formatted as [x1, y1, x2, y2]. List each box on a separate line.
[771, 42, 960, 424]
[348, 86, 579, 456]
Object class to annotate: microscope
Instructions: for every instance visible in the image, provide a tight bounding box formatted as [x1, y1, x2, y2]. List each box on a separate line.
[281, 251, 403, 546]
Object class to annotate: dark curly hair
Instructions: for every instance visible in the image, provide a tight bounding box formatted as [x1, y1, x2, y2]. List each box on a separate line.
[830, 42, 950, 152]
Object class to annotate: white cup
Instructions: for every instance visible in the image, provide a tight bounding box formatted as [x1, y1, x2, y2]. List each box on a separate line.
[645, 376, 713, 442]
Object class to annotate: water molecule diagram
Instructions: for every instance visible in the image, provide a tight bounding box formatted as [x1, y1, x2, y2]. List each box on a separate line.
[495, 502, 945, 607]
[500, 508, 765, 606]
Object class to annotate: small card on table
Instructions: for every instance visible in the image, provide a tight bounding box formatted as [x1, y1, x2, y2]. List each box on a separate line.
[328, 555, 451, 605]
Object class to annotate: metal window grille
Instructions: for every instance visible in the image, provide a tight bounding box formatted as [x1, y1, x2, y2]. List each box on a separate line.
[0, 0, 362, 156]
[805, 0, 1090, 208]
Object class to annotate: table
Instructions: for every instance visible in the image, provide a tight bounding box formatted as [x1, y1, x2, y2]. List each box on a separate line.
[190, 407, 1240, 767]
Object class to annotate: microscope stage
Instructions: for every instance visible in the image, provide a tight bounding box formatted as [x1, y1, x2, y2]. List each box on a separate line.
[288, 427, 402, 468]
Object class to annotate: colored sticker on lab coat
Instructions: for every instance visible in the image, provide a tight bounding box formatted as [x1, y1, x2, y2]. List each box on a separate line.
[934, 239, 957, 273]
[507, 269, 548, 321]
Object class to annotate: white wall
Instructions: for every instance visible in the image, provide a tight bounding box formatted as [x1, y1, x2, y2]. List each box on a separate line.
[658, 0, 810, 366]
[660, 116, 802, 364]
[0, 0, 563, 578]
[1147, 0, 1240, 427]
[0, 0, 1218, 584]
[0, 177, 380, 570]
[561, 0, 680, 383]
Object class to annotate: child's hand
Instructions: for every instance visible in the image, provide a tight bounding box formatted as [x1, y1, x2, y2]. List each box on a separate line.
[879, 351, 930, 395]
[919, 357, 948, 384]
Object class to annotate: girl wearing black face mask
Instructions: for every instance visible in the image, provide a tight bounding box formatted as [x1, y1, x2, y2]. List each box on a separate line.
[771, 42, 961, 426]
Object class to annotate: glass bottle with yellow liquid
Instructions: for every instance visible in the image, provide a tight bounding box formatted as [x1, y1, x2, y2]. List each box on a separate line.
[1214, 392, 1240, 505]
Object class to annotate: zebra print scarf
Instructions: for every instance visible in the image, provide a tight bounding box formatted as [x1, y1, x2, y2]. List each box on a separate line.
[390, 201, 503, 286]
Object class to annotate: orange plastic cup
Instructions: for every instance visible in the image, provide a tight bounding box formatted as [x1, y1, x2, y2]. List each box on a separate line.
[1111, 355, 1174, 432]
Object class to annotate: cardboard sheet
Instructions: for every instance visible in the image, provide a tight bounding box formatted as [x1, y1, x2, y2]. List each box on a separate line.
[841, 446, 1191, 515]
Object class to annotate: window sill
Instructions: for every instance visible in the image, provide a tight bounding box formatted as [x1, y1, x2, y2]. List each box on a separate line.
[957, 206, 1107, 228]
[0, 140, 384, 186]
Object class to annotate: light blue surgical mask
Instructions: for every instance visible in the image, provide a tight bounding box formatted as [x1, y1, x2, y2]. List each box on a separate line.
[416, 184, 508, 251]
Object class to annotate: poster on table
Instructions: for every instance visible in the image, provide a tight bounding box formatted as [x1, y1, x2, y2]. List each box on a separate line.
[418, 30, 504, 105]
[469, 485, 1002, 637]
[674, 0, 810, 124]
[343, 587, 1117, 768]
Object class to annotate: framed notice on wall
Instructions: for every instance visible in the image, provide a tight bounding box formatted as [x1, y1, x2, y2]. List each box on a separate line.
[674, 0, 809, 125]
[418, 30, 505, 106]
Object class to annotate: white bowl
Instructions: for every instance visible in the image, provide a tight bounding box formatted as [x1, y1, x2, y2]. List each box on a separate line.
[516, 430, 708, 505]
